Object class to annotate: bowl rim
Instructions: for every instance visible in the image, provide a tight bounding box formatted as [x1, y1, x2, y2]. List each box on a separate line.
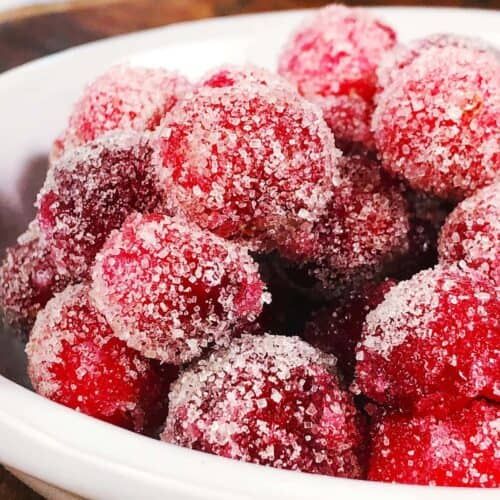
[0, 7, 499, 499]
[2, 376, 498, 500]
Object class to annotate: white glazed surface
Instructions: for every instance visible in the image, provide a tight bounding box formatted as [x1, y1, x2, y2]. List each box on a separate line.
[1, 0, 62, 11]
[0, 8, 499, 500]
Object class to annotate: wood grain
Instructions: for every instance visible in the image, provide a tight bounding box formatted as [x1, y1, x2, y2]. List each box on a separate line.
[0, 0, 497, 72]
[0, 0, 497, 498]
[0, 466, 41, 500]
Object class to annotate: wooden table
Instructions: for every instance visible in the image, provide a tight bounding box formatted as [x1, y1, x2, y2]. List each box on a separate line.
[0, 467, 41, 500]
[0, 0, 496, 498]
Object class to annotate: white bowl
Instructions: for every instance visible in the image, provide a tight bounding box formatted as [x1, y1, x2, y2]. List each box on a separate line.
[0, 7, 498, 500]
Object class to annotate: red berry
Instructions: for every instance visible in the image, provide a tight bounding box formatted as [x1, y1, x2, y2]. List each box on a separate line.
[378, 33, 499, 91]
[355, 265, 499, 412]
[26, 284, 175, 433]
[278, 154, 410, 294]
[368, 400, 500, 487]
[278, 5, 396, 147]
[439, 182, 499, 285]
[53, 64, 190, 158]
[162, 334, 365, 478]
[91, 213, 269, 365]
[0, 222, 70, 331]
[37, 132, 163, 280]
[373, 46, 500, 201]
[200, 66, 280, 89]
[302, 279, 396, 380]
[155, 66, 341, 248]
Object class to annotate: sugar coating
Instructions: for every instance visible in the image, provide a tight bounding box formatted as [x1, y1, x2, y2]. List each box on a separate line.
[37, 131, 163, 281]
[278, 153, 410, 293]
[439, 182, 499, 286]
[200, 65, 286, 89]
[355, 264, 499, 412]
[0, 221, 71, 331]
[91, 213, 269, 365]
[52, 64, 190, 159]
[368, 400, 500, 487]
[26, 284, 175, 433]
[373, 46, 500, 201]
[377, 33, 499, 92]
[302, 278, 396, 380]
[162, 333, 365, 477]
[278, 4, 397, 147]
[155, 65, 341, 249]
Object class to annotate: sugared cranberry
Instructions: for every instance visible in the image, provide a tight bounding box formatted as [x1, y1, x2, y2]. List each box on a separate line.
[52, 64, 190, 158]
[377, 33, 499, 91]
[439, 182, 499, 285]
[91, 213, 269, 365]
[0, 222, 70, 331]
[368, 400, 500, 487]
[155, 65, 341, 249]
[162, 334, 365, 478]
[37, 132, 163, 280]
[373, 46, 500, 201]
[355, 265, 499, 413]
[26, 284, 176, 433]
[278, 154, 410, 295]
[278, 5, 397, 147]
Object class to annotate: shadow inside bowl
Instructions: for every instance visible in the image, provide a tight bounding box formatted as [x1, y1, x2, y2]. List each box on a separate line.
[0, 152, 49, 389]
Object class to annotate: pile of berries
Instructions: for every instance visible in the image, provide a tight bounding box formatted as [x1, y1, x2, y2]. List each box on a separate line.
[1, 3, 498, 488]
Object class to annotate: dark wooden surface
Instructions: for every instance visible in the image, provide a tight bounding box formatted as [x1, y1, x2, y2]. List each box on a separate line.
[0, 0, 498, 73]
[0, 467, 41, 500]
[0, 0, 497, 498]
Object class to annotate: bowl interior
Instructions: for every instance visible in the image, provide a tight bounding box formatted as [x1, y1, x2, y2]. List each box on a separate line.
[0, 7, 499, 499]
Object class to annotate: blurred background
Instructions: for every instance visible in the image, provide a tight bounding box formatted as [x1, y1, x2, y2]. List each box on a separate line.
[0, 0, 498, 73]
